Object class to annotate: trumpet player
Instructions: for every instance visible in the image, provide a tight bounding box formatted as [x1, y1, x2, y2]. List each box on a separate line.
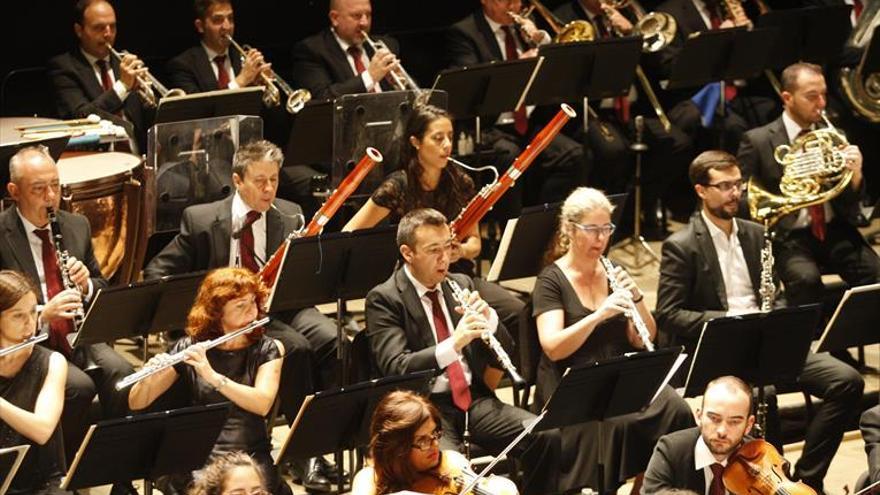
[655, 150, 865, 493]
[365, 208, 562, 495]
[0, 146, 136, 493]
[291, 0, 402, 99]
[166, 0, 272, 94]
[737, 62, 880, 309]
[47, 0, 151, 152]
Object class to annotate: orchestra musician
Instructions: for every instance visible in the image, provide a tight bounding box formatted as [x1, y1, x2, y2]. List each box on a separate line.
[736, 62, 880, 309]
[351, 389, 518, 495]
[655, 150, 865, 492]
[128, 267, 289, 495]
[861, 405, 880, 486]
[343, 104, 525, 349]
[0, 146, 135, 475]
[532, 186, 694, 493]
[365, 208, 561, 495]
[47, 0, 152, 152]
[642, 375, 756, 494]
[0, 270, 67, 495]
[188, 451, 269, 495]
[142, 140, 340, 492]
[446, 0, 589, 216]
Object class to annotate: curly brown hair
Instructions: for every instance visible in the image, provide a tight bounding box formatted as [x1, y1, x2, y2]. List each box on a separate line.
[188, 451, 266, 495]
[186, 267, 269, 342]
[369, 390, 442, 495]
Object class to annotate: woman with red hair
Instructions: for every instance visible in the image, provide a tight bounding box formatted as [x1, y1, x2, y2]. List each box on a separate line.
[128, 267, 286, 494]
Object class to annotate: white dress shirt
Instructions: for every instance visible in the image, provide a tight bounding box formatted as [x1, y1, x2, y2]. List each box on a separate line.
[228, 192, 268, 268]
[202, 43, 240, 89]
[483, 13, 540, 124]
[80, 48, 130, 102]
[781, 111, 834, 229]
[700, 211, 759, 316]
[694, 435, 731, 495]
[332, 29, 381, 93]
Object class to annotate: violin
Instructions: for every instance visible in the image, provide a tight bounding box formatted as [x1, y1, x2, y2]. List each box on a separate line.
[410, 451, 518, 495]
[722, 439, 817, 495]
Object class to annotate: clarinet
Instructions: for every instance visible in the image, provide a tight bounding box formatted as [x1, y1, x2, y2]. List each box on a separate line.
[446, 278, 525, 385]
[600, 256, 655, 352]
[47, 208, 85, 331]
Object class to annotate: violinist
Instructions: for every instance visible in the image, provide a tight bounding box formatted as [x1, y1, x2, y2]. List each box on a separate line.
[351, 390, 517, 495]
[643, 375, 755, 494]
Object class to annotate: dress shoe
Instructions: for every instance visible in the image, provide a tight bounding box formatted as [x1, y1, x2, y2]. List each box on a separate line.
[316, 456, 349, 484]
[290, 457, 332, 493]
[109, 481, 139, 495]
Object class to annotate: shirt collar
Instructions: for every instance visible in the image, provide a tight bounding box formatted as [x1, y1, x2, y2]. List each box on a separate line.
[231, 191, 261, 223]
[782, 110, 812, 143]
[694, 434, 729, 471]
[403, 264, 439, 298]
[331, 28, 361, 54]
[16, 207, 46, 234]
[701, 209, 739, 243]
[201, 42, 229, 62]
[80, 48, 109, 68]
[483, 12, 509, 35]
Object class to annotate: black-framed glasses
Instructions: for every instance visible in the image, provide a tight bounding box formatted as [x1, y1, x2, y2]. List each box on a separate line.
[570, 222, 616, 238]
[703, 179, 745, 193]
[411, 428, 443, 451]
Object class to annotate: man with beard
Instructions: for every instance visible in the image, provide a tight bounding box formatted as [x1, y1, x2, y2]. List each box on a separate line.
[642, 375, 756, 493]
[654, 151, 864, 493]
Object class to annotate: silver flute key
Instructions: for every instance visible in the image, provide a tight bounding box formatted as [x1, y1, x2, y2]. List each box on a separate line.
[600, 256, 655, 352]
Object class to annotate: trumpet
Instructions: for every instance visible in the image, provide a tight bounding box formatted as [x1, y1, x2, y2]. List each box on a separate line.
[116, 316, 270, 390]
[0, 334, 49, 358]
[109, 46, 185, 108]
[446, 278, 525, 386]
[600, 256, 655, 351]
[600, 0, 677, 53]
[360, 30, 427, 104]
[225, 35, 311, 114]
[514, 0, 595, 43]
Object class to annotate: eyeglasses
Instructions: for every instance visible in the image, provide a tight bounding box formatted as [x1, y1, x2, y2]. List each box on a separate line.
[411, 428, 443, 451]
[571, 222, 616, 238]
[703, 179, 745, 193]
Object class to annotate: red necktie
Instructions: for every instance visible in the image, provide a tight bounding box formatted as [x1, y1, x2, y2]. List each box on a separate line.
[501, 26, 529, 136]
[34, 228, 74, 357]
[347, 45, 367, 76]
[710, 463, 726, 495]
[95, 59, 113, 92]
[238, 210, 262, 273]
[214, 55, 230, 90]
[426, 290, 472, 412]
[853, 0, 863, 20]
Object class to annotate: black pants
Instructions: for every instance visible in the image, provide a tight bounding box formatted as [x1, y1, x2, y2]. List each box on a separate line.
[763, 352, 864, 490]
[775, 221, 880, 308]
[432, 392, 561, 495]
[62, 343, 134, 462]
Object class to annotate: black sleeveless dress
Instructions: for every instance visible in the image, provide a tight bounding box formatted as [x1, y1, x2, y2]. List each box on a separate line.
[0, 346, 67, 495]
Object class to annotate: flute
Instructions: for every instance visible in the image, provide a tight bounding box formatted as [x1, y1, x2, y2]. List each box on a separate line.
[116, 317, 270, 390]
[0, 333, 49, 358]
[600, 257, 655, 352]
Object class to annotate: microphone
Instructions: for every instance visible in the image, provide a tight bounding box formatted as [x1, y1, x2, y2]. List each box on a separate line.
[270, 203, 306, 232]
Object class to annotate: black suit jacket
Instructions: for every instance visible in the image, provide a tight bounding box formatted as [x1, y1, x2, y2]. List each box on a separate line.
[0, 207, 107, 304]
[736, 115, 863, 232]
[143, 195, 303, 280]
[862, 405, 880, 484]
[47, 49, 150, 151]
[642, 427, 706, 494]
[166, 45, 243, 95]
[290, 28, 399, 100]
[655, 211, 768, 348]
[446, 10, 532, 69]
[365, 268, 508, 397]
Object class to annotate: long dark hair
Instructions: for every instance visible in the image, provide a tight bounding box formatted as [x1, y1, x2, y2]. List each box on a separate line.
[399, 105, 473, 214]
[369, 390, 442, 495]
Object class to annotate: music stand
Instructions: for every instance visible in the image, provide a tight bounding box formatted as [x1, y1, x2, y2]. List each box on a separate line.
[154, 87, 263, 124]
[275, 371, 433, 492]
[535, 348, 684, 494]
[757, 5, 854, 69]
[284, 99, 333, 167]
[60, 403, 229, 493]
[816, 284, 880, 362]
[0, 445, 28, 495]
[267, 226, 399, 383]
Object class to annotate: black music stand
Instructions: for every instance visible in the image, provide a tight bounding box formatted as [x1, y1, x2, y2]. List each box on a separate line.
[757, 5, 854, 69]
[486, 193, 627, 283]
[60, 403, 229, 493]
[284, 99, 333, 167]
[267, 226, 399, 383]
[535, 348, 683, 494]
[275, 371, 433, 492]
[0, 445, 28, 495]
[154, 87, 264, 124]
[816, 283, 880, 360]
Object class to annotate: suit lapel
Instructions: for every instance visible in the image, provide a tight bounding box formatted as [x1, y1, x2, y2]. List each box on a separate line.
[693, 213, 728, 309]
[395, 269, 434, 351]
[72, 50, 106, 100]
[2, 211, 42, 297]
[211, 197, 234, 268]
[322, 28, 359, 80]
[474, 12, 504, 61]
[265, 205, 285, 255]
[195, 48, 221, 91]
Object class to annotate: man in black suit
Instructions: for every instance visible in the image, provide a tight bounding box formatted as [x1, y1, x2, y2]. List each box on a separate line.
[737, 62, 880, 308]
[446, 0, 589, 214]
[862, 405, 880, 485]
[365, 208, 560, 495]
[1, 146, 135, 492]
[655, 150, 864, 493]
[643, 375, 755, 494]
[143, 140, 339, 491]
[47, 0, 151, 153]
[165, 0, 269, 95]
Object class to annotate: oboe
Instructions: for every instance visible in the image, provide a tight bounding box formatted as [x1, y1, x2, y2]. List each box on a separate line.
[115, 316, 270, 390]
[0, 333, 49, 358]
[47, 208, 85, 331]
[600, 256, 655, 352]
[446, 278, 525, 385]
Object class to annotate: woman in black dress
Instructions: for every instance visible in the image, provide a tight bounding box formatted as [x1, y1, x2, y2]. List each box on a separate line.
[532, 187, 694, 494]
[128, 267, 286, 494]
[0, 270, 68, 495]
